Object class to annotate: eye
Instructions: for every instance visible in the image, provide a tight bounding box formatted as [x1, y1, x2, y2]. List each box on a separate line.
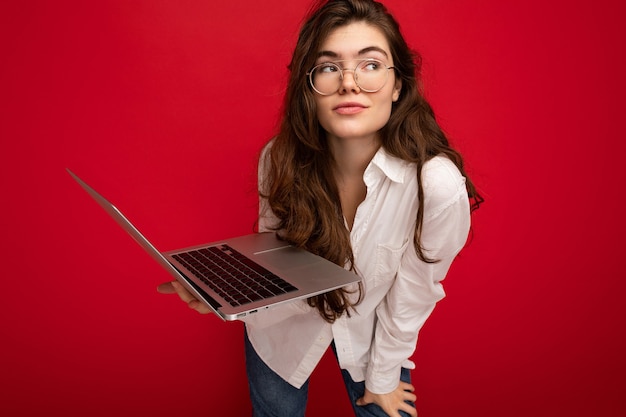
[360, 59, 382, 72]
[317, 62, 340, 73]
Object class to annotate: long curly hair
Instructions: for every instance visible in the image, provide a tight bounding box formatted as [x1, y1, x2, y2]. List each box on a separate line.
[259, 0, 483, 323]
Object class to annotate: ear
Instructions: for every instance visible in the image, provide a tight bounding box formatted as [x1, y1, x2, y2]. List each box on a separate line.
[392, 78, 402, 102]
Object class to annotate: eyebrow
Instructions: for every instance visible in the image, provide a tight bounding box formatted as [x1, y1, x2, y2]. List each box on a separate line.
[316, 46, 389, 59]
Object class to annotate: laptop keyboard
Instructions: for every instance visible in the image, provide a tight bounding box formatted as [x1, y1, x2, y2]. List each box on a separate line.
[172, 245, 298, 307]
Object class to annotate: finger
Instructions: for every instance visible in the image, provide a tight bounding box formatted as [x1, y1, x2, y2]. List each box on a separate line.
[399, 382, 415, 392]
[157, 281, 176, 294]
[170, 280, 196, 303]
[404, 391, 417, 403]
[381, 406, 403, 417]
[157, 281, 212, 314]
[400, 384, 417, 401]
[400, 402, 418, 417]
[170, 282, 212, 314]
[187, 298, 212, 314]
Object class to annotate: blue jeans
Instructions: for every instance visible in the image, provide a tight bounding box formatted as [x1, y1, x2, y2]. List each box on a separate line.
[244, 330, 414, 417]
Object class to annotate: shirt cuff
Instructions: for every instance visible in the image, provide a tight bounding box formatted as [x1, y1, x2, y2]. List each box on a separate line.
[365, 364, 402, 394]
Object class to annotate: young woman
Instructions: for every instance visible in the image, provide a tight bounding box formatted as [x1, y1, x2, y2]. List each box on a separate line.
[159, 1, 482, 416]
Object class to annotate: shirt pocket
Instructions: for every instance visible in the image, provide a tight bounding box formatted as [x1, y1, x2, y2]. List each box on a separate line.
[372, 239, 410, 287]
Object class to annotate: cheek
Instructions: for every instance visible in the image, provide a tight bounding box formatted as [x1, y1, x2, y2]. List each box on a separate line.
[373, 103, 393, 130]
[314, 98, 332, 131]
[373, 92, 395, 121]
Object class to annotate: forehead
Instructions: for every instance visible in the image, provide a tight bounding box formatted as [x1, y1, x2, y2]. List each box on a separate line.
[319, 21, 391, 58]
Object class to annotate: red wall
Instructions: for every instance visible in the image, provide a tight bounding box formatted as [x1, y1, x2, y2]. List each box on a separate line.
[2, 1, 625, 416]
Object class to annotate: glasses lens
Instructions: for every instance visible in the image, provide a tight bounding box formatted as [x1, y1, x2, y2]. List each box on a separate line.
[355, 59, 388, 92]
[310, 63, 341, 95]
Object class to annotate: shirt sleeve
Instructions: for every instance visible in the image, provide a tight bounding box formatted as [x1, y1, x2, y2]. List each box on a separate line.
[365, 159, 471, 394]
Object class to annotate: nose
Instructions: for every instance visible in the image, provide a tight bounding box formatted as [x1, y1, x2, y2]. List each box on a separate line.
[338, 69, 361, 94]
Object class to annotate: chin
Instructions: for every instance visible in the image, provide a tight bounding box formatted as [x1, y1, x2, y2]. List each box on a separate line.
[328, 126, 384, 141]
[321, 116, 389, 141]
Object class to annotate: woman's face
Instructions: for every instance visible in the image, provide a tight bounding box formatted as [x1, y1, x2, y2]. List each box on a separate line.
[312, 21, 401, 144]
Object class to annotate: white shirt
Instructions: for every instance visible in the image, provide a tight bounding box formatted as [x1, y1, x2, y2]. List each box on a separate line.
[242, 147, 471, 394]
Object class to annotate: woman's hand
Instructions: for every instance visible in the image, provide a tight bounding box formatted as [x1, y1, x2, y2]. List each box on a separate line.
[156, 281, 212, 314]
[356, 382, 417, 417]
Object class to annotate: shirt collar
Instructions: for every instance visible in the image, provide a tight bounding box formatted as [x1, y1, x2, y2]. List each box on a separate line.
[368, 147, 409, 184]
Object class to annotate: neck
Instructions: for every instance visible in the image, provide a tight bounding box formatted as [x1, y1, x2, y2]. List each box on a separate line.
[328, 134, 381, 180]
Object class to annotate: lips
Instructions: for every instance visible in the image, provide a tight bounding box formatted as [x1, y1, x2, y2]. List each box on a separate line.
[333, 102, 367, 115]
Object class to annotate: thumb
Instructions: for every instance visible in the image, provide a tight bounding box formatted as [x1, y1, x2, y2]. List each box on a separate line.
[355, 396, 368, 407]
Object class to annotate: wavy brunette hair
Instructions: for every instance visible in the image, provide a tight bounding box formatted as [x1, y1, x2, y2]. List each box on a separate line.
[259, 0, 483, 323]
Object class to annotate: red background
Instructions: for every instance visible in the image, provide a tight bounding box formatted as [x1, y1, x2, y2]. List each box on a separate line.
[2, 1, 625, 416]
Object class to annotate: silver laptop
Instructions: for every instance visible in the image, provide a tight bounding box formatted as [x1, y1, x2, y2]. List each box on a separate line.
[67, 169, 360, 321]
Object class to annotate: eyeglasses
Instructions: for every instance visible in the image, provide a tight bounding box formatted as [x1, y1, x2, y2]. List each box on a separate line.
[307, 58, 396, 96]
